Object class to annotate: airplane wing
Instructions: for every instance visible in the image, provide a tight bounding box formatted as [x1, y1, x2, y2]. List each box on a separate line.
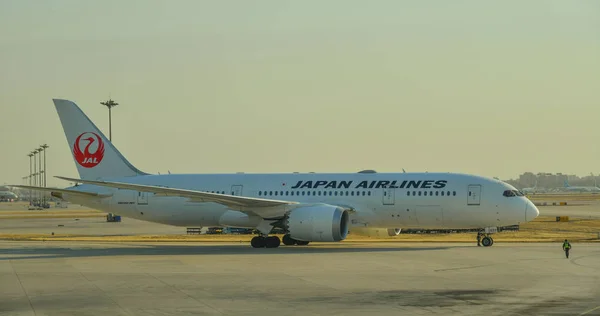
[54, 176, 298, 210]
[9, 185, 113, 198]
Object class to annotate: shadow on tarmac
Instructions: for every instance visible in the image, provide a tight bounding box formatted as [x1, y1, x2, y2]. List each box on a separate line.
[0, 243, 456, 260]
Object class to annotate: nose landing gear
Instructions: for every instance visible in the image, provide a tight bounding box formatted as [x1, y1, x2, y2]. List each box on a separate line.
[481, 235, 494, 247]
[477, 227, 497, 247]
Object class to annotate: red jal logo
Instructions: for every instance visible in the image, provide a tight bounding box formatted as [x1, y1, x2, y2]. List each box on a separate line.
[73, 132, 105, 168]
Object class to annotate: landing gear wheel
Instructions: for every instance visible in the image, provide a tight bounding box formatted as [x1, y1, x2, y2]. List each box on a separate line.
[481, 236, 493, 247]
[282, 234, 295, 246]
[251, 236, 266, 248]
[265, 236, 281, 248]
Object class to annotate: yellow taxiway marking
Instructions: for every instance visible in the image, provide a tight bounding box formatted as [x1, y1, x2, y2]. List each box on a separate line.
[580, 305, 600, 315]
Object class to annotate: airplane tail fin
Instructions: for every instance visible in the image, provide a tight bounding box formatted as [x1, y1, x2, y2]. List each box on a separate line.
[53, 99, 149, 180]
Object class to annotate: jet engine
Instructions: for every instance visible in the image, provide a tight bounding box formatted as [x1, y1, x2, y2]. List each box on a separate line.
[350, 227, 401, 237]
[286, 205, 350, 242]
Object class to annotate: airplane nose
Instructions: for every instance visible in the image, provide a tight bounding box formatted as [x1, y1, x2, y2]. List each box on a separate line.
[525, 200, 539, 222]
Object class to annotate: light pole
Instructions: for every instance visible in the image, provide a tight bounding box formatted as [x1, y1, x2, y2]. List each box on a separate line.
[32, 150, 38, 204]
[38, 147, 43, 205]
[41, 144, 49, 189]
[100, 98, 119, 141]
[38, 147, 42, 185]
[40, 144, 49, 205]
[27, 153, 33, 205]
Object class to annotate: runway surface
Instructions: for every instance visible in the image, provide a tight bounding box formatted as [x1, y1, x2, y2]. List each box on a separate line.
[1, 241, 599, 316]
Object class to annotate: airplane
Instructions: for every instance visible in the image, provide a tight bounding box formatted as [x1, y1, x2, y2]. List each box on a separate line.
[521, 180, 545, 194]
[0, 190, 18, 201]
[562, 178, 600, 192]
[11, 99, 539, 248]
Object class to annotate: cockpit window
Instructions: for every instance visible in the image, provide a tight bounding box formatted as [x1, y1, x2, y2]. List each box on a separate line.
[503, 190, 523, 197]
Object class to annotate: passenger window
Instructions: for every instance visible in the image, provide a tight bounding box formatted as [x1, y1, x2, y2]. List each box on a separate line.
[435, 191, 439, 196]
[368, 191, 371, 196]
[441, 191, 444, 196]
[418, 191, 421, 196]
[447, 191, 450, 196]
[275, 191, 278, 196]
[258, 191, 262, 196]
[345, 191, 349, 196]
[412, 191, 416, 196]
[407, 191, 410, 196]
[453, 191, 456, 196]
[351, 191, 354, 196]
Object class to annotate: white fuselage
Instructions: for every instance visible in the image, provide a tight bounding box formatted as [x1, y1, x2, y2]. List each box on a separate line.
[63, 172, 537, 230]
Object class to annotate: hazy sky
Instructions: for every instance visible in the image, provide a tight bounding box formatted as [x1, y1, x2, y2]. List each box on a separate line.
[1, 1, 599, 187]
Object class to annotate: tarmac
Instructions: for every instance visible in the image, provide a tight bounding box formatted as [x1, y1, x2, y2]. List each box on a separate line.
[1, 201, 599, 315]
[1, 241, 599, 316]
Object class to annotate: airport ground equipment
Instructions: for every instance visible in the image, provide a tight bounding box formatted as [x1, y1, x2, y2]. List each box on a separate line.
[106, 213, 121, 222]
[187, 227, 202, 235]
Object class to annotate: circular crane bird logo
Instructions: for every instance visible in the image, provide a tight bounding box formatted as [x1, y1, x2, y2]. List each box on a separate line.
[73, 132, 105, 168]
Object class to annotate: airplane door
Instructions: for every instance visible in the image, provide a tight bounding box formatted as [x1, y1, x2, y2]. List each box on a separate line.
[137, 191, 148, 205]
[231, 185, 243, 196]
[382, 188, 395, 205]
[467, 185, 481, 205]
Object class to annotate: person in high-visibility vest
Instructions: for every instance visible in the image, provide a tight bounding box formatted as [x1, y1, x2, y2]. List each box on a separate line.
[562, 239, 572, 258]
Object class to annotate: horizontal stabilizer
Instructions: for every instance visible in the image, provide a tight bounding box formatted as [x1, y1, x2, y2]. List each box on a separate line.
[9, 185, 113, 198]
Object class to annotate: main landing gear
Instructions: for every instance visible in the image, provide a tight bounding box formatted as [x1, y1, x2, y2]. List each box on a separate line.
[250, 234, 310, 248]
[250, 236, 280, 248]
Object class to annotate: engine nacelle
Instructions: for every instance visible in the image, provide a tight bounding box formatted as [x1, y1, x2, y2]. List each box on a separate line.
[286, 205, 350, 242]
[350, 227, 401, 237]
